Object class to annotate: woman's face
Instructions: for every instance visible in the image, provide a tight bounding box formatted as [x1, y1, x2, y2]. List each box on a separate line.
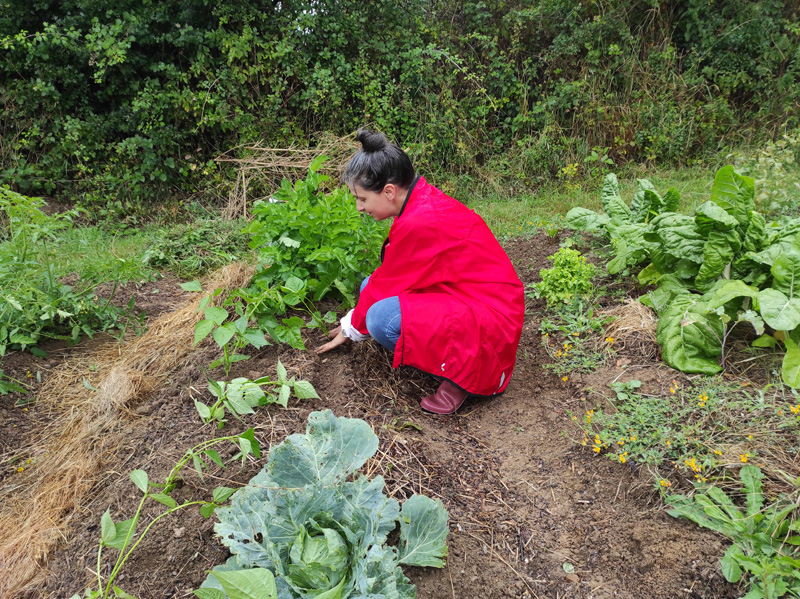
[350, 183, 402, 221]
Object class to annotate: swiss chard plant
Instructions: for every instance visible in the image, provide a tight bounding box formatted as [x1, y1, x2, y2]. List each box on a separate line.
[667, 466, 800, 599]
[567, 166, 800, 386]
[196, 410, 449, 599]
[565, 173, 679, 275]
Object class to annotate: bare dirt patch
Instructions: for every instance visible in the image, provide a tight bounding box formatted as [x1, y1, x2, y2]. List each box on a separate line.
[1, 235, 737, 599]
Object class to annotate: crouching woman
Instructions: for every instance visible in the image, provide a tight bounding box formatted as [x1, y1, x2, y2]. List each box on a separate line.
[315, 129, 525, 414]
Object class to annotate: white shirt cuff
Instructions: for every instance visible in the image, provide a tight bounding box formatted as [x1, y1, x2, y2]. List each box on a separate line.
[340, 309, 369, 342]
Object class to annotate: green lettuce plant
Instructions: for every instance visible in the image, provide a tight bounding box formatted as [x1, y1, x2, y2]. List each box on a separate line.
[528, 247, 597, 308]
[196, 410, 449, 599]
[667, 466, 800, 599]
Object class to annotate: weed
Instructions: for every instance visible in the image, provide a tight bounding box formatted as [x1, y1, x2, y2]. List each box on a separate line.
[667, 466, 800, 599]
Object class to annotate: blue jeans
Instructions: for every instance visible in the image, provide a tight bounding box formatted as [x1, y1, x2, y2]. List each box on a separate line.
[360, 276, 401, 351]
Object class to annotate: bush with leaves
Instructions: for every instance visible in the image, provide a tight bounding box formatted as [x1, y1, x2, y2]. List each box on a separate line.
[240, 157, 386, 342]
[197, 410, 449, 599]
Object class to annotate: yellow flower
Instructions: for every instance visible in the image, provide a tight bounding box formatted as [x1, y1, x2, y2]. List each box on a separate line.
[630, 435, 637, 442]
[659, 480, 671, 487]
[790, 404, 800, 415]
[605, 337, 614, 344]
[747, 435, 753, 440]
[593, 446, 601, 453]
[17, 467, 24, 473]
[670, 387, 676, 394]
[619, 455, 626, 463]
[740, 454, 749, 463]
[562, 376, 569, 382]
[714, 450, 722, 456]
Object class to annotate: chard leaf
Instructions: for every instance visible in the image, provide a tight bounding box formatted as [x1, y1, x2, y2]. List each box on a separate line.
[782, 337, 800, 389]
[695, 201, 739, 234]
[398, 495, 449, 567]
[629, 179, 659, 223]
[743, 211, 767, 253]
[758, 289, 800, 331]
[564, 207, 609, 232]
[706, 280, 760, 310]
[266, 410, 378, 487]
[656, 293, 723, 374]
[709, 165, 755, 230]
[663, 187, 680, 212]
[646, 213, 705, 264]
[695, 230, 741, 290]
[209, 568, 277, 599]
[600, 173, 631, 221]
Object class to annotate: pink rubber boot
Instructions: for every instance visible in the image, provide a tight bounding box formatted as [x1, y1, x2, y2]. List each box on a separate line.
[420, 380, 468, 414]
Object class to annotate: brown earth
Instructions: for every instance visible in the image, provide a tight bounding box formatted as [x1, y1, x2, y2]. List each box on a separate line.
[0, 235, 738, 599]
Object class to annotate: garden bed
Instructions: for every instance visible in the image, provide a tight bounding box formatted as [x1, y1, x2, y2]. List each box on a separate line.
[0, 235, 737, 599]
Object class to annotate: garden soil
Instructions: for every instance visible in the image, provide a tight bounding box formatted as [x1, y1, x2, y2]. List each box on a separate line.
[0, 235, 738, 599]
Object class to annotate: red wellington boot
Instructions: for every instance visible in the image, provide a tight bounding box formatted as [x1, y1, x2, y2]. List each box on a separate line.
[420, 380, 468, 414]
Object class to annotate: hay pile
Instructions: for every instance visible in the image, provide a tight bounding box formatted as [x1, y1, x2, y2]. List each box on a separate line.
[217, 132, 359, 219]
[599, 299, 660, 360]
[0, 263, 254, 598]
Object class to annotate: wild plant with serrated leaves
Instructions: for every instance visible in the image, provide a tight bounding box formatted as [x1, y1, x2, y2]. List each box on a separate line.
[195, 410, 449, 599]
[69, 430, 262, 599]
[242, 156, 387, 329]
[667, 466, 800, 599]
[194, 359, 319, 428]
[567, 166, 800, 387]
[0, 187, 145, 357]
[527, 247, 597, 308]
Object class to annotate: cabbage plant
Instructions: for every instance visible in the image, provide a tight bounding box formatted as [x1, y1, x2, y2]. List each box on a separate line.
[195, 410, 449, 599]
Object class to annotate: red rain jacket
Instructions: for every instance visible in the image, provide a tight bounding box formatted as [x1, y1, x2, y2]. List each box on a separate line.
[351, 177, 525, 396]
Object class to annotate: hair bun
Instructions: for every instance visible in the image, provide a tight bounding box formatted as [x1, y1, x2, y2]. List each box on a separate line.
[355, 128, 387, 153]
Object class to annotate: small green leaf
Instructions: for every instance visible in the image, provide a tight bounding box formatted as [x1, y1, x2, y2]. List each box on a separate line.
[276, 359, 287, 382]
[205, 449, 224, 468]
[193, 454, 205, 479]
[204, 306, 228, 326]
[112, 586, 138, 599]
[752, 334, 778, 349]
[130, 470, 148, 494]
[150, 493, 177, 509]
[200, 502, 217, 518]
[212, 486, 236, 503]
[82, 377, 98, 391]
[100, 509, 117, 545]
[292, 379, 319, 399]
[181, 281, 203, 292]
[104, 517, 137, 550]
[194, 400, 212, 421]
[194, 320, 215, 346]
[278, 384, 290, 407]
[212, 324, 236, 348]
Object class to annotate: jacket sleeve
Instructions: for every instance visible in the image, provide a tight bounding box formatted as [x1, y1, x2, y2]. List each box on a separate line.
[350, 216, 448, 334]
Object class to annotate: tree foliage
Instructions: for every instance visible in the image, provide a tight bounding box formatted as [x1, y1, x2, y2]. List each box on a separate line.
[2, 0, 799, 204]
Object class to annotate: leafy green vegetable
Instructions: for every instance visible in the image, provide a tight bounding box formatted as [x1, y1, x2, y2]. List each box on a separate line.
[199, 410, 449, 599]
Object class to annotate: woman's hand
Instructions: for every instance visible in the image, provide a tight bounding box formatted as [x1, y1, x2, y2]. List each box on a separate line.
[313, 325, 351, 354]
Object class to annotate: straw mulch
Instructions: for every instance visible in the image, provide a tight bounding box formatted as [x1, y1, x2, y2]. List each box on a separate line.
[0, 262, 255, 598]
[598, 299, 660, 361]
[217, 132, 359, 219]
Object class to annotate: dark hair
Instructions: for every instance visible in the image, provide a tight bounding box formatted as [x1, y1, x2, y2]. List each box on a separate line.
[342, 129, 415, 192]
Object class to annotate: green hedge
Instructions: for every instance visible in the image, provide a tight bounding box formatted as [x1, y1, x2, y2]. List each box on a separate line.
[2, 0, 799, 205]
